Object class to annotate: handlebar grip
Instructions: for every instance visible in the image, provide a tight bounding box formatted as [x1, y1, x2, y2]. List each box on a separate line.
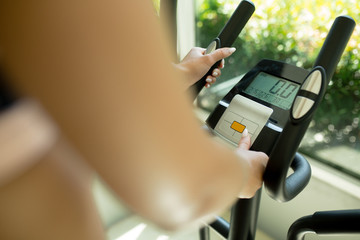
[286, 153, 312, 200]
[287, 209, 360, 240]
[264, 152, 311, 202]
[313, 15, 355, 84]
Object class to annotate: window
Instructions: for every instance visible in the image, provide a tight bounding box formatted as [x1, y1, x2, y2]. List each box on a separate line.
[193, 0, 360, 179]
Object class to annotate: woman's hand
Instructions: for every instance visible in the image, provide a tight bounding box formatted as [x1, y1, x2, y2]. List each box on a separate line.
[174, 47, 236, 88]
[235, 129, 269, 198]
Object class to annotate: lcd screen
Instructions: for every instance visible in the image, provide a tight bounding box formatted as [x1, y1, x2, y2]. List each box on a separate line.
[244, 72, 300, 110]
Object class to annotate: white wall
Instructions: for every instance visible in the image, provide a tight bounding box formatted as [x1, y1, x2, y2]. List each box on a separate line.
[177, 0, 196, 60]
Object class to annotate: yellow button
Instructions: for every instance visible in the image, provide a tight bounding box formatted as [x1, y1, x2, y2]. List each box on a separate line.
[231, 121, 246, 133]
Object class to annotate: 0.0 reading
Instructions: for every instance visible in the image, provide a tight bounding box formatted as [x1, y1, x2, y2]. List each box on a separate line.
[244, 72, 300, 110]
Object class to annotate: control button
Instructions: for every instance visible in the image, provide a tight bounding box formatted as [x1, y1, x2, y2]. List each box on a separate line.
[231, 121, 246, 133]
[301, 69, 322, 94]
[292, 96, 314, 119]
[214, 95, 273, 146]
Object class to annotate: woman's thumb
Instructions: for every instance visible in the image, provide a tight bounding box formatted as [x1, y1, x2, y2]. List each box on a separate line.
[209, 47, 236, 63]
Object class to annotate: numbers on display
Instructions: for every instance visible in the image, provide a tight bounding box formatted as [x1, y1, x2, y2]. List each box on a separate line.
[269, 80, 298, 99]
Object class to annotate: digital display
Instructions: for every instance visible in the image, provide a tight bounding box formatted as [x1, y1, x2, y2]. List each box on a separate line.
[244, 72, 300, 110]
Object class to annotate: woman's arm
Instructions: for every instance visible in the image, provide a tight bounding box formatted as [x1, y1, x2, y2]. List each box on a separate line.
[0, 0, 267, 230]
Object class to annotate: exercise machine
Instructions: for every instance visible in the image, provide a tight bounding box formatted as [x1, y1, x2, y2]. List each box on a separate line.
[189, 1, 356, 239]
[187, 0, 255, 99]
[287, 209, 360, 240]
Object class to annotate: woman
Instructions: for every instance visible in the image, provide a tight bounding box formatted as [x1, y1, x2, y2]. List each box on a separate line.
[0, 1, 268, 239]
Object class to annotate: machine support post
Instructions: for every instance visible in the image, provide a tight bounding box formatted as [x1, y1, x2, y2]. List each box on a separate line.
[228, 189, 262, 240]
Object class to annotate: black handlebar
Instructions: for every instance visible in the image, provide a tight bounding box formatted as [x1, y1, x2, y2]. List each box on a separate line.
[263, 15, 355, 202]
[217, 0, 255, 47]
[188, 0, 255, 99]
[264, 66, 326, 202]
[287, 209, 360, 240]
[313, 15, 356, 84]
[264, 152, 311, 202]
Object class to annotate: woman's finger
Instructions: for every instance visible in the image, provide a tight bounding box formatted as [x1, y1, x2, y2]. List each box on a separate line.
[237, 129, 251, 150]
[212, 68, 221, 78]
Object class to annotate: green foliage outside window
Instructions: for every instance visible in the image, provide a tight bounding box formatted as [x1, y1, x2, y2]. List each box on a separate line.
[152, 0, 160, 15]
[196, 0, 360, 152]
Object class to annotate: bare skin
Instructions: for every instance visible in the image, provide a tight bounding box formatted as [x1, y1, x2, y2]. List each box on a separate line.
[0, 137, 105, 240]
[0, 0, 268, 238]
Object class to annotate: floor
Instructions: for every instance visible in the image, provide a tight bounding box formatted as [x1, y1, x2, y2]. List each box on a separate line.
[106, 215, 274, 240]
